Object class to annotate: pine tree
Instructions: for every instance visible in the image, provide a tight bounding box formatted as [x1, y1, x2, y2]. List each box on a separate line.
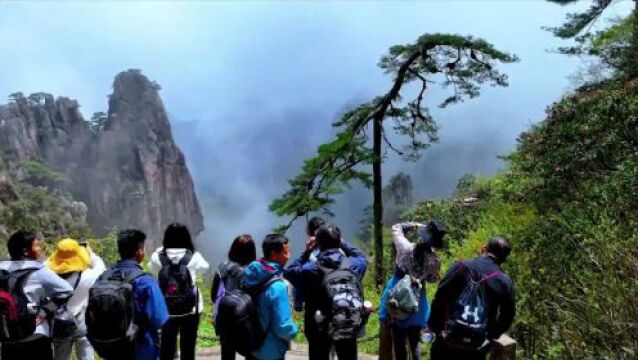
[269, 33, 517, 287]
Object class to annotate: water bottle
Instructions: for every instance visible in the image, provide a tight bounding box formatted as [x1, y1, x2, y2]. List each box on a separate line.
[314, 310, 324, 325]
[421, 331, 435, 344]
[358, 301, 373, 338]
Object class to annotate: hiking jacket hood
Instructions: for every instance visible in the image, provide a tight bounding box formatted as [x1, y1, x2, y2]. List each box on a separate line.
[242, 259, 298, 360]
[148, 247, 210, 313]
[0, 259, 74, 339]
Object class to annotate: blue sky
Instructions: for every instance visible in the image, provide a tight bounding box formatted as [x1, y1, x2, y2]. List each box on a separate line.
[0, 1, 633, 260]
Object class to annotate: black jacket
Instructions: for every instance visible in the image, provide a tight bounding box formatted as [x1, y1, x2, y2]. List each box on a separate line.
[284, 243, 368, 339]
[428, 256, 516, 340]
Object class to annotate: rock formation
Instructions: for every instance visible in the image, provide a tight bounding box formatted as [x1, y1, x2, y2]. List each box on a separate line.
[0, 70, 204, 248]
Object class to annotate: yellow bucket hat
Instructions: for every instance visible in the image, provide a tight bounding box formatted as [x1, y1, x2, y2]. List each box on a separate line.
[46, 238, 91, 274]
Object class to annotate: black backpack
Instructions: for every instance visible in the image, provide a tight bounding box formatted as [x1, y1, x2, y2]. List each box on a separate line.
[445, 264, 500, 350]
[215, 274, 281, 356]
[0, 269, 37, 342]
[158, 251, 197, 315]
[319, 258, 364, 341]
[85, 267, 145, 359]
[51, 273, 83, 340]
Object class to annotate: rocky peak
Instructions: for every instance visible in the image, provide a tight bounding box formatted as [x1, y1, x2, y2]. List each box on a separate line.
[0, 70, 204, 249]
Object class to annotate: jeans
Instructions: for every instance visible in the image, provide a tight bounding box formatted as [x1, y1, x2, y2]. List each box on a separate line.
[160, 314, 200, 360]
[392, 326, 421, 360]
[430, 339, 489, 360]
[2, 335, 53, 360]
[307, 333, 357, 360]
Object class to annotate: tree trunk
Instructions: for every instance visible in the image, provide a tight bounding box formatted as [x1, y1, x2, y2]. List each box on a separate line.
[373, 115, 384, 289]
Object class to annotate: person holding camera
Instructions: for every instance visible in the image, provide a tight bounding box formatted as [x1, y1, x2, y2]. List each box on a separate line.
[46, 238, 106, 360]
[379, 221, 448, 360]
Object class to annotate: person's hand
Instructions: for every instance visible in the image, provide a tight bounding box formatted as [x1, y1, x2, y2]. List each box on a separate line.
[305, 236, 317, 252]
[403, 222, 424, 232]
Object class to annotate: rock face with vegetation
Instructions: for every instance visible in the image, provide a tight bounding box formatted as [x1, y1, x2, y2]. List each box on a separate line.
[0, 70, 203, 249]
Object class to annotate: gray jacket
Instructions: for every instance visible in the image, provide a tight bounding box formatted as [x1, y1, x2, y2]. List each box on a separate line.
[0, 260, 74, 339]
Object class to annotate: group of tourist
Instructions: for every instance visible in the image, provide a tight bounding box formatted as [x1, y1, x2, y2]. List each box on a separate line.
[0, 216, 515, 360]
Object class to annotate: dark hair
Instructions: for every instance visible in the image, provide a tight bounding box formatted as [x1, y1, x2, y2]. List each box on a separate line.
[7, 231, 37, 260]
[163, 223, 194, 252]
[228, 234, 257, 266]
[306, 216, 326, 236]
[117, 229, 146, 260]
[486, 236, 511, 264]
[262, 234, 289, 260]
[315, 224, 341, 250]
[418, 220, 448, 249]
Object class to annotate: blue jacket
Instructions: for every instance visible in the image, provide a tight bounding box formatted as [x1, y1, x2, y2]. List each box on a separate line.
[111, 260, 169, 360]
[243, 259, 298, 360]
[379, 266, 430, 329]
[284, 242, 368, 337]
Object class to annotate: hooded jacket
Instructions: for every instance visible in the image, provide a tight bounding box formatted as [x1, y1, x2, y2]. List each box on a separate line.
[148, 247, 210, 314]
[0, 259, 74, 340]
[242, 259, 298, 360]
[284, 242, 368, 338]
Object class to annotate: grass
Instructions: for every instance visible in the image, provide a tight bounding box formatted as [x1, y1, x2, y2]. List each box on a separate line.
[196, 278, 219, 348]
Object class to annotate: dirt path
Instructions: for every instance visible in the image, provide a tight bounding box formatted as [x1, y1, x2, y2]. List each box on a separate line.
[197, 343, 378, 359]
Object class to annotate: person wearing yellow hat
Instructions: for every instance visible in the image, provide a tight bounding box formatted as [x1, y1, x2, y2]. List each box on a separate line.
[47, 239, 91, 275]
[46, 238, 106, 360]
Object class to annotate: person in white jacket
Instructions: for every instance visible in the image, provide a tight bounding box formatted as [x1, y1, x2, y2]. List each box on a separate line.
[148, 223, 210, 360]
[46, 238, 106, 360]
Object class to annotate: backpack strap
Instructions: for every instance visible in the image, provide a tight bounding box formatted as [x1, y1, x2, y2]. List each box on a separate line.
[246, 272, 281, 297]
[160, 250, 193, 268]
[457, 261, 501, 283]
[124, 267, 146, 284]
[479, 271, 501, 283]
[318, 257, 352, 286]
[159, 251, 170, 267]
[62, 272, 82, 290]
[102, 267, 146, 284]
[179, 251, 193, 267]
[257, 274, 283, 294]
[7, 269, 37, 292]
[73, 272, 82, 290]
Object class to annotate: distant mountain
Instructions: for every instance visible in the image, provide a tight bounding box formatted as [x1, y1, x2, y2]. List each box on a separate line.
[0, 70, 204, 248]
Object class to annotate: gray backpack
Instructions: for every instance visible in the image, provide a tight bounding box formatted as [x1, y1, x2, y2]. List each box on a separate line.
[386, 274, 421, 320]
[319, 258, 364, 341]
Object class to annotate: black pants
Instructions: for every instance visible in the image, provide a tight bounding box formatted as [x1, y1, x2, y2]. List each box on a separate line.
[392, 326, 421, 360]
[219, 336, 257, 360]
[2, 335, 53, 360]
[160, 314, 200, 360]
[430, 339, 488, 360]
[307, 333, 357, 360]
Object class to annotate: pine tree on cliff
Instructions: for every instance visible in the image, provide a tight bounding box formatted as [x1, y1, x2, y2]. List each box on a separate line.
[269, 33, 517, 287]
[547, 0, 638, 78]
